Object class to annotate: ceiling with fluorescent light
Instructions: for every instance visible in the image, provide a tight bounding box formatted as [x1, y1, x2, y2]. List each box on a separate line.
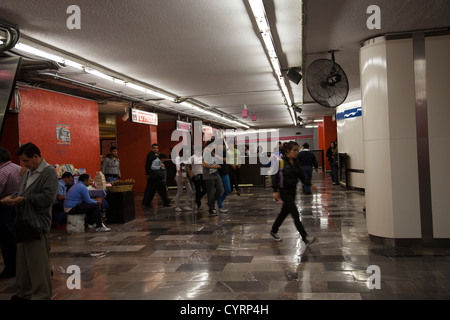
[1, 0, 449, 130]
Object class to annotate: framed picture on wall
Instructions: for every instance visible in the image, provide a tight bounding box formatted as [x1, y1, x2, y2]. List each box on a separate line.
[56, 124, 71, 145]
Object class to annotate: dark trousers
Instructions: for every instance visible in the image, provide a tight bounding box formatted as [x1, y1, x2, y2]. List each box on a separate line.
[0, 205, 16, 276]
[68, 202, 103, 227]
[142, 178, 170, 206]
[228, 167, 240, 191]
[271, 189, 308, 240]
[301, 166, 313, 193]
[192, 175, 207, 208]
[204, 176, 224, 211]
[329, 161, 337, 183]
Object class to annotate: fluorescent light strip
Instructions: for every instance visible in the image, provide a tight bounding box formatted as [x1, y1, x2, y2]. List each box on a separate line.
[248, 0, 294, 125]
[181, 102, 249, 128]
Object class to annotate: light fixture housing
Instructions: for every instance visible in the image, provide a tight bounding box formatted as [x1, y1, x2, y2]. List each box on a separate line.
[286, 68, 303, 85]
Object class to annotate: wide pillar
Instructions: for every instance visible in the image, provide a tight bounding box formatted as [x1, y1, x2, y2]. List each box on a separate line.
[360, 31, 450, 246]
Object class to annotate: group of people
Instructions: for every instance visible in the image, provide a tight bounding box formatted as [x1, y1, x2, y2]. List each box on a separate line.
[142, 140, 242, 216]
[0, 143, 110, 300]
[0, 138, 339, 300]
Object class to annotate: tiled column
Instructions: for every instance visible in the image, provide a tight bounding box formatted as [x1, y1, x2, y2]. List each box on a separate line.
[360, 32, 450, 245]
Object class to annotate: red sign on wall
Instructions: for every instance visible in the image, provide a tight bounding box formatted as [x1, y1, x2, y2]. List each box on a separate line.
[129, 108, 158, 126]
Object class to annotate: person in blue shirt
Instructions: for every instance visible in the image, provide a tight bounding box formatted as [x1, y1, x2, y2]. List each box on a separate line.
[52, 172, 73, 227]
[64, 174, 110, 232]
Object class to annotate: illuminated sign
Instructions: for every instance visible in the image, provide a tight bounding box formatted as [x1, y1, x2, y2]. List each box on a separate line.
[176, 120, 191, 132]
[129, 108, 158, 126]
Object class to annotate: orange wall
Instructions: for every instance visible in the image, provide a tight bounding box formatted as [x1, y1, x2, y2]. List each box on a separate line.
[116, 116, 153, 195]
[17, 88, 101, 176]
[318, 116, 337, 170]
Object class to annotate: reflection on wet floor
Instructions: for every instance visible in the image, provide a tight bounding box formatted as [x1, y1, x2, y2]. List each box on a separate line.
[1, 172, 450, 300]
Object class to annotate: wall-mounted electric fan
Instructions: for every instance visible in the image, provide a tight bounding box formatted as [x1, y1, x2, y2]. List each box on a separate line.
[305, 51, 349, 108]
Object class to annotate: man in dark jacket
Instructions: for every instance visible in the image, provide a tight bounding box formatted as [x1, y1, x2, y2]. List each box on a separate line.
[297, 143, 318, 194]
[142, 144, 170, 207]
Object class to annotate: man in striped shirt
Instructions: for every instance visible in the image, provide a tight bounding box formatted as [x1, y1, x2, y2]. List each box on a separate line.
[0, 146, 22, 279]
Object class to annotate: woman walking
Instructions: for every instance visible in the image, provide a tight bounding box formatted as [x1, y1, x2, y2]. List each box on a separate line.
[270, 141, 316, 245]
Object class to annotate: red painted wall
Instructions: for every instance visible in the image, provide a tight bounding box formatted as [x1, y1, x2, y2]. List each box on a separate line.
[17, 88, 101, 176]
[318, 116, 337, 170]
[116, 116, 153, 195]
[157, 121, 177, 156]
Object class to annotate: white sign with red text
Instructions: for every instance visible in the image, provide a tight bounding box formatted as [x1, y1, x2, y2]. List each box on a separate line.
[130, 109, 158, 126]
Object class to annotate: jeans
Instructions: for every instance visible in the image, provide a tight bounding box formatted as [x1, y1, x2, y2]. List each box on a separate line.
[142, 177, 170, 206]
[271, 189, 308, 240]
[329, 161, 337, 183]
[105, 175, 119, 183]
[301, 166, 313, 193]
[204, 176, 224, 212]
[217, 174, 231, 209]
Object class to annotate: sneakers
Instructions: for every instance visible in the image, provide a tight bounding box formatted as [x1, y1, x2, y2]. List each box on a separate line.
[270, 231, 282, 242]
[175, 207, 183, 212]
[219, 208, 228, 213]
[183, 207, 193, 211]
[209, 209, 218, 216]
[87, 224, 96, 230]
[303, 235, 316, 245]
[96, 224, 111, 232]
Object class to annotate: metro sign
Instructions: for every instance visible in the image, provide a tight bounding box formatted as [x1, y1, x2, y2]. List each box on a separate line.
[129, 108, 158, 126]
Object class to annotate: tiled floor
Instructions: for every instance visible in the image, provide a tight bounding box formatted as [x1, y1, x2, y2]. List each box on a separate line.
[1, 172, 450, 301]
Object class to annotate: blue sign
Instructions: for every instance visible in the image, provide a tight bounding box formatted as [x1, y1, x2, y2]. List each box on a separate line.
[336, 107, 362, 121]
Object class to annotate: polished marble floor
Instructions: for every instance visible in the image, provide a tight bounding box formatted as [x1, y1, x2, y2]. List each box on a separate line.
[1, 172, 450, 301]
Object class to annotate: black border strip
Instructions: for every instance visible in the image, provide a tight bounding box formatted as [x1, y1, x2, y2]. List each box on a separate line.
[413, 32, 434, 245]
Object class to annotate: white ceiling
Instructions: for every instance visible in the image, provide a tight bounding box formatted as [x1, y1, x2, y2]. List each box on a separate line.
[1, 0, 449, 129]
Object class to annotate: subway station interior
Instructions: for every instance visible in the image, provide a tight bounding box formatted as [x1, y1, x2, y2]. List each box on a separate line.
[1, 0, 450, 303]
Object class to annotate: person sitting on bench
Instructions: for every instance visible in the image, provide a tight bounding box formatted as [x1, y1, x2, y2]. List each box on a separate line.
[64, 174, 110, 232]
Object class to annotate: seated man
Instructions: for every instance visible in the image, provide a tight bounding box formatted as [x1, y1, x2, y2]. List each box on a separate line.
[52, 172, 73, 227]
[64, 174, 110, 232]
